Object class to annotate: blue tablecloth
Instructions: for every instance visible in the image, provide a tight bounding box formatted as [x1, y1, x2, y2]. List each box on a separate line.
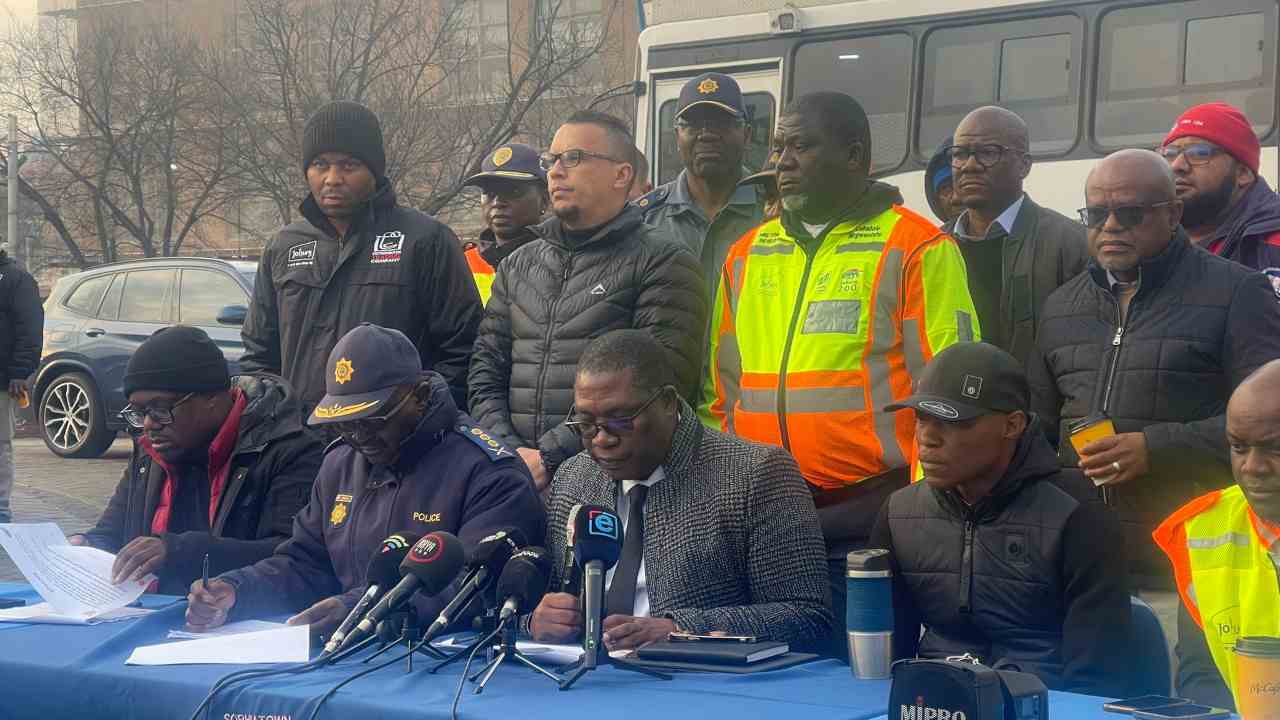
[0, 583, 1140, 720]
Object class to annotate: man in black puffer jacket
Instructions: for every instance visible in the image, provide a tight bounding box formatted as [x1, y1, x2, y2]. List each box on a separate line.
[1029, 150, 1280, 589]
[873, 342, 1129, 697]
[468, 111, 706, 491]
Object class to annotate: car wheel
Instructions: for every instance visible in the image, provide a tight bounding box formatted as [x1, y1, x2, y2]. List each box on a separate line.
[39, 372, 115, 458]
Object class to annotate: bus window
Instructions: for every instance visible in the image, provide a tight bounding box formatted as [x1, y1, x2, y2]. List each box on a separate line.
[792, 34, 912, 174]
[1095, 0, 1275, 149]
[919, 16, 1081, 159]
[655, 91, 776, 186]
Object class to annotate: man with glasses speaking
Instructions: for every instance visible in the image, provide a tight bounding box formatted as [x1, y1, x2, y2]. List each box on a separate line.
[1029, 150, 1280, 619]
[70, 326, 324, 596]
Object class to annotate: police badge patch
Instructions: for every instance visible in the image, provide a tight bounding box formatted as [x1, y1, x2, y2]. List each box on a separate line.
[330, 493, 354, 527]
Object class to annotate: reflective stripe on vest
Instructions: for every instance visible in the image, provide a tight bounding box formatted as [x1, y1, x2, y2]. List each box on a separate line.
[465, 247, 495, 306]
[1154, 485, 1280, 709]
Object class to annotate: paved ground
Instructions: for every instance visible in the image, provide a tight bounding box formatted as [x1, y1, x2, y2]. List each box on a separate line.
[0, 436, 131, 582]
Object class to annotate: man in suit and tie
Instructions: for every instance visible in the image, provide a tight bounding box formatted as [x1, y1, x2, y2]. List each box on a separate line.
[524, 330, 832, 651]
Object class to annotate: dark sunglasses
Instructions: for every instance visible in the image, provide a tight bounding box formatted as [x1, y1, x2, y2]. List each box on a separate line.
[565, 386, 672, 440]
[1159, 142, 1224, 166]
[330, 390, 416, 438]
[946, 143, 1024, 170]
[1076, 201, 1175, 229]
[119, 392, 196, 429]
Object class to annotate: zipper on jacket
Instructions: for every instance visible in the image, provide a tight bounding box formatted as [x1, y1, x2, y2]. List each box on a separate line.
[959, 519, 976, 613]
[1099, 288, 1140, 416]
[533, 258, 574, 439]
[775, 242, 819, 451]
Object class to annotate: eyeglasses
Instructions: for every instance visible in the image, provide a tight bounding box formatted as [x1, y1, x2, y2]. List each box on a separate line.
[1159, 142, 1224, 166]
[1076, 201, 1175, 229]
[119, 392, 196, 429]
[539, 149, 626, 171]
[565, 386, 672, 440]
[674, 115, 745, 135]
[330, 390, 416, 439]
[480, 183, 538, 202]
[946, 144, 1025, 170]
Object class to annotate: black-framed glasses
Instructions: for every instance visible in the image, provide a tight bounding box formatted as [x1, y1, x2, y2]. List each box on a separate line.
[1159, 142, 1224, 167]
[946, 144, 1024, 170]
[565, 386, 672, 440]
[539, 149, 626, 171]
[674, 115, 745, 135]
[119, 392, 196, 429]
[480, 183, 538, 203]
[330, 390, 416, 438]
[1077, 201, 1175, 229]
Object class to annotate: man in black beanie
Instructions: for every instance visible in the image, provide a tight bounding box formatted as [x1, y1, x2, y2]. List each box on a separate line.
[70, 326, 324, 595]
[241, 99, 482, 416]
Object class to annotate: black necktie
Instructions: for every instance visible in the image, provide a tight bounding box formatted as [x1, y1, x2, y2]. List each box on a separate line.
[606, 484, 648, 617]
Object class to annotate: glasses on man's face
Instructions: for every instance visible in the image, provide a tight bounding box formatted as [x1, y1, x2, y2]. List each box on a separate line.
[330, 390, 415, 439]
[480, 183, 536, 203]
[1160, 142, 1223, 167]
[539, 149, 625, 172]
[674, 115, 745, 135]
[565, 386, 672, 440]
[119, 392, 196, 429]
[1077, 201, 1175, 229]
[946, 144, 1023, 170]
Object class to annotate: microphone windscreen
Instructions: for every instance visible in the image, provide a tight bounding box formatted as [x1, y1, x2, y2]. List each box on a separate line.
[495, 546, 551, 608]
[467, 527, 526, 570]
[572, 505, 623, 570]
[565, 504, 584, 546]
[366, 532, 423, 588]
[398, 531, 466, 595]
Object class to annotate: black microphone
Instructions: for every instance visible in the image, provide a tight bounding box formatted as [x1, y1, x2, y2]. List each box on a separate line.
[322, 532, 422, 656]
[496, 546, 552, 622]
[335, 531, 464, 653]
[571, 506, 622, 669]
[422, 527, 526, 639]
[561, 503, 584, 593]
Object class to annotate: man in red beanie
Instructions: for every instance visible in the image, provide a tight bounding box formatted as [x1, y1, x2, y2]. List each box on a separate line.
[1161, 102, 1280, 284]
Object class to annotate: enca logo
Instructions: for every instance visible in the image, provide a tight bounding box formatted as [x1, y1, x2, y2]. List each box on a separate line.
[588, 510, 619, 540]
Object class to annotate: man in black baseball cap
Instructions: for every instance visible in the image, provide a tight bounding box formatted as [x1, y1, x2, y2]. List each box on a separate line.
[462, 143, 549, 304]
[866, 342, 1130, 695]
[190, 323, 544, 639]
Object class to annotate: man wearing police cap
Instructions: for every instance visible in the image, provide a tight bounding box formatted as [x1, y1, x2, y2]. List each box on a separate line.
[187, 323, 544, 637]
[463, 143, 548, 305]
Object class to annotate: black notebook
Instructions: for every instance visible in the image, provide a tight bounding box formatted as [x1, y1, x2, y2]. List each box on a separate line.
[636, 640, 790, 665]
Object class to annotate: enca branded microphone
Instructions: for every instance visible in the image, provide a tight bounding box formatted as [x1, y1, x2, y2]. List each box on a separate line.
[322, 532, 422, 656]
[572, 506, 622, 669]
[423, 527, 526, 639]
[496, 546, 552, 622]
[335, 531, 464, 653]
[561, 504, 584, 593]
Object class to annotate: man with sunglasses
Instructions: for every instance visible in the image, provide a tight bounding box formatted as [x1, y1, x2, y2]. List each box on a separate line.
[461, 143, 548, 305]
[1161, 102, 1280, 278]
[188, 323, 543, 637]
[69, 326, 323, 596]
[527, 330, 830, 651]
[469, 111, 706, 494]
[944, 107, 1088, 371]
[1029, 149, 1280, 608]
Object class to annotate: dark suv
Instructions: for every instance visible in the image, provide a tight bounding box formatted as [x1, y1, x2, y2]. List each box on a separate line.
[33, 257, 256, 458]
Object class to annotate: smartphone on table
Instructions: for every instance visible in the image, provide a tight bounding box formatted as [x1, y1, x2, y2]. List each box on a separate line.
[1133, 704, 1231, 720]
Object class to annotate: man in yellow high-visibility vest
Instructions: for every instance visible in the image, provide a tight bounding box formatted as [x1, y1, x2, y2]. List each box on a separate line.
[1154, 359, 1280, 710]
[700, 91, 978, 658]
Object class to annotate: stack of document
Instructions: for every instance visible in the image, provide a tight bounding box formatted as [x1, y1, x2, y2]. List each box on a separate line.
[127, 625, 310, 666]
[0, 522, 155, 624]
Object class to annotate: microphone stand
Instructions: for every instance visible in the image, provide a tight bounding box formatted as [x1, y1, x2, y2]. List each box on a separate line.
[360, 609, 447, 668]
[468, 615, 561, 693]
[558, 651, 672, 690]
[427, 609, 499, 675]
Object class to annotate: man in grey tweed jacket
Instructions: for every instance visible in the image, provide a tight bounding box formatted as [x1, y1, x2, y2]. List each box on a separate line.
[526, 330, 832, 652]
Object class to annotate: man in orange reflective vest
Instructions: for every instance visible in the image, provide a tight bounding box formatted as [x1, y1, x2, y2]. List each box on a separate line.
[462, 143, 548, 305]
[700, 92, 978, 657]
[1154, 359, 1280, 711]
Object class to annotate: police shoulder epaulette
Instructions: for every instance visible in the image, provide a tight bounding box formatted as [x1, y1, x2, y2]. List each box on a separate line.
[634, 185, 669, 212]
[455, 422, 516, 462]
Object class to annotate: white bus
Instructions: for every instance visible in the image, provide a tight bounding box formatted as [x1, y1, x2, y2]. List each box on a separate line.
[634, 0, 1279, 222]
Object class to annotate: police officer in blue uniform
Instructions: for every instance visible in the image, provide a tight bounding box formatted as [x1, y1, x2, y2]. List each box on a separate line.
[186, 323, 545, 638]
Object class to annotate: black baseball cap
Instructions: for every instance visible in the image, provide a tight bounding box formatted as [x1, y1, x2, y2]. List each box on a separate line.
[463, 142, 546, 187]
[884, 342, 1029, 422]
[309, 323, 423, 426]
[674, 73, 745, 121]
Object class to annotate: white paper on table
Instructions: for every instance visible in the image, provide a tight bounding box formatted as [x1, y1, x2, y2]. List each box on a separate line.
[0, 523, 153, 616]
[167, 620, 287, 640]
[126, 625, 311, 666]
[436, 636, 583, 666]
[0, 601, 153, 625]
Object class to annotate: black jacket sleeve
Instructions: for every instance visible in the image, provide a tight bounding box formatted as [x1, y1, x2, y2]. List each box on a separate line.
[1175, 600, 1236, 709]
[635, 240, 708, 401]
[7, 269, 42, 381]
[1058, 498, 1131, 697]
[1028, 337, 1063, 448]
[418, 223, 482, 410]
[240, 243, 282, 375]
[81, 466, 133, 553]
[869, 500, 922, 662]
[467, 265, 524, 448]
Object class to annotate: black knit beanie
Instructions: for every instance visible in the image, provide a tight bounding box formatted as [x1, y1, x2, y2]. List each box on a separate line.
[123, 326, 231, 397]
[302, 100, 387, 180]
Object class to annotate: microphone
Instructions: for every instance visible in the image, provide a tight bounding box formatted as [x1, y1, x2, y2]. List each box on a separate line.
[422, 527, 526, 639]
[561, 504, 584, 593]
[571, 506, 622, 669]
[334, 531, 464, 653]
[322, 532, 422, 656]
[496, 546, 552, 622]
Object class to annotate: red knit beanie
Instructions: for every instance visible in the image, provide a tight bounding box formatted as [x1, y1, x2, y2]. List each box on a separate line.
[1163, 102, 1260, 173]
